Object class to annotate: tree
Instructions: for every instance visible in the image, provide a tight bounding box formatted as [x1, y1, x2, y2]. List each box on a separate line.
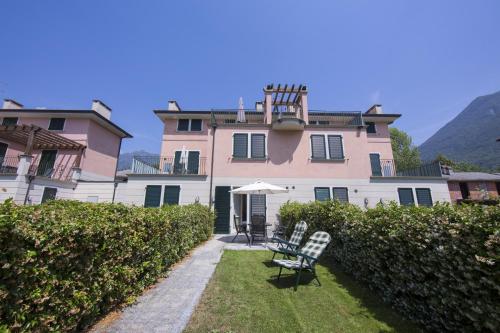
[434, 154, 484, 172]
[389, 127, 421, 171]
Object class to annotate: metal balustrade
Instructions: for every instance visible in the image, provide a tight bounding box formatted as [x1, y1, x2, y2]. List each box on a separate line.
[132, 155, 207, 175]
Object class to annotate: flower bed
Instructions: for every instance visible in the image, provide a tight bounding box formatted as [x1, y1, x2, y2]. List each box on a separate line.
[280, 200, 499, 332]
[0, 200, 214, 332]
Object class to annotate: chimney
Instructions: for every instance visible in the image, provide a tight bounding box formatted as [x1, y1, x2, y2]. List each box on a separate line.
[92, 100, 112, 119]
[2, 99, 23, 109]
[255, 101, 264, 111]
[168, 100, 181, 111]
[366, 104, 383, 114]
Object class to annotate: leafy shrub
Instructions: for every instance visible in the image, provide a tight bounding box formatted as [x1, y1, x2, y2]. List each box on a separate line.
[0, 199, 214, 332]
[280, 200, 500, 332]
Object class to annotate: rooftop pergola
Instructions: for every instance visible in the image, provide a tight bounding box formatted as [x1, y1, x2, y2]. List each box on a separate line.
[0, 124, 86, 166]
[264, 84, 307, 111]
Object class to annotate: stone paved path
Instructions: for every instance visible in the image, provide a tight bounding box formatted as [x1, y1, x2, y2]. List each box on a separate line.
[90, 235, 268, 333]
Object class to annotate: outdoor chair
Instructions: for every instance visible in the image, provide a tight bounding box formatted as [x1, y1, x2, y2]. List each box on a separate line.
[268, 220, 308, 260]
[250, 215, 267, 246]
[273, 231, 331, 291]
[232, 215, 250, 244]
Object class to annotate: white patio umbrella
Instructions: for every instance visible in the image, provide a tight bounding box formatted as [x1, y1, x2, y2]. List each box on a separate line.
[237, 97, 246, 123]
[230, 180, 288, 195]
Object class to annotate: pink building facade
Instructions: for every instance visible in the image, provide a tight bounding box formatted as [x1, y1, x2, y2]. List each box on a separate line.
[127, 84, 451, 233]
[0, 99, 131, 204]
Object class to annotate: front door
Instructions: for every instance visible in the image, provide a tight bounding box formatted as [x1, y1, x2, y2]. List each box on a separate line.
[37, 150, 57, 177]
[214, 186, 231, 234]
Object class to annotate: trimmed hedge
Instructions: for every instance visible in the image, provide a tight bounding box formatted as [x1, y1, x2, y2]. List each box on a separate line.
[280, 200, 500, 332]
[0, 200, 214, 332]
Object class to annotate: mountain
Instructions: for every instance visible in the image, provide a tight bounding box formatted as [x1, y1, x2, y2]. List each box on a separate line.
[419, 90, 500, 169]
[118, 150, 156, 171]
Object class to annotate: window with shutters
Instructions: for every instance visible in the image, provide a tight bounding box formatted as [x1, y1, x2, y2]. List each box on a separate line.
[144, 185, 162, 207]
[48, 118, 65, 131]
[251, 134, 265, 158]
[314, 187, 330, 201]
[370, 153, 382, 176]
[366, 122, 376, 134]
[328, 135, 344, 159]
[416, 188, 433, 207]
[164, 185, 180, 205]
[173, 150, 200, 174]
[2, 117, 18, 126]
[311, 134, 344, 160]
[311, 135, 326, 159]
[233, 133, 266, 159]
[41, 187, 57, 203]
[332, 187, 349, 202]
[398, 188, 415, 206]
[250, 194, 266, 216]
[177, 119, 202, 131]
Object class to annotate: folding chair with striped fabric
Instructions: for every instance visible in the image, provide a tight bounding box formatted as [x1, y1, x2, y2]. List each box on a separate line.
[272, 231, 331, 291]
[267, 221, 307, 260]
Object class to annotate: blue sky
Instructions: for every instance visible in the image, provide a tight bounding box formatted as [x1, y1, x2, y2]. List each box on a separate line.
[1, 0, 499, 153]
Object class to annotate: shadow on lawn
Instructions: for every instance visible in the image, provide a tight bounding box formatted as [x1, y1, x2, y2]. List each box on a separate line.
[321, 257, 421, 333]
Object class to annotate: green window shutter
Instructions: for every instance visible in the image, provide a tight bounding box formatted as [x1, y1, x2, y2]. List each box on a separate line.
[314, 187, 330, 201]
[311, 135, 326, 159]
[48, 118, 65, 130]
[164, 185, 180, 205]
[187, 151, 200, 174]
[144, 185, 162, 207]
[250, 194, 266, 216]
[370, 153, 382, 176]
[398, 188, 415, 206]
[174, 151, 182, 174]
[366, 122, 376, 133]
[251, 134, 265, 158]
[332, 187, 349, 202]
[190, 119, 202, 131]
[233, 134, 248, 158]
[41, 187, 57, 203]
[416, 188, 433, 207]
[327, 135, 344, 159]
[177, 119, 189, 131]
[37, 150, 57, 177]
[2, 117, 18, 126]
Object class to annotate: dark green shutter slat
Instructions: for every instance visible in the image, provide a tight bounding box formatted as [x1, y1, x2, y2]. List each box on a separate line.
[328, 135, 344, 159]
[314, 187, 330, 201]
[214, 186, 231, 233]
[41, 187, 57, 203]
[398, 188, 415, 206]
[251, 134, 265, 158]
[332, 187, 349, 202]
[187, 151, 199, 174]
[177, 119, 189, 131]
[190, 119, 202, 131]
[416, 188, 433, 207]
[250, 194, 266, 216]
[370, 153, 382, 176]
[174, 151, 182, 174]
[164, 185, 180, 205]
[144, 185, 162, 207]
[311, 135, 326, 159]
[233, 134, 248, 158]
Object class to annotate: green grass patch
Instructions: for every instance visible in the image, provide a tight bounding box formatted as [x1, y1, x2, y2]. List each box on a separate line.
[185, 250, 420, 333]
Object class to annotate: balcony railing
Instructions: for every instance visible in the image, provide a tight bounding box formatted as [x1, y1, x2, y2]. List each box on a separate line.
[0, 156, 19, 174]
[28, 160, 74, 181]
[373, 160, 443, 178]
[132, 155, 207, 175]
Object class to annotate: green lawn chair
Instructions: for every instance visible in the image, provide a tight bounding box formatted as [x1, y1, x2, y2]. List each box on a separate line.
[267, 220, 307, 260]
[272, 231, 331, 291]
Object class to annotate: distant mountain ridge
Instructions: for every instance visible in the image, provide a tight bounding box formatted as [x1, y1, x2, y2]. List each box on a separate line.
[419, 90, 500, 169]
[118, 150, 156, 171]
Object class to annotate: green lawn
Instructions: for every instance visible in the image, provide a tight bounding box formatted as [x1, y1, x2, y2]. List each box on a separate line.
[185, 250, 421, 333]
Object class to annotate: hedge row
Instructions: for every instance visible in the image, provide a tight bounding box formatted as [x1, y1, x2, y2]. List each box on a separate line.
[280, 200, 499, 332]
[0, 200, 214, 332]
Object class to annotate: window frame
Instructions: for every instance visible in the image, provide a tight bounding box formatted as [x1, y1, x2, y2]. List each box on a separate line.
[415, 188, 433, 207]
[314, 187, 331, 201]
[2, 117, 18, 126]
[177, 119, 203, 132]
[332, 187, 349, 203]
[310, 133, 345, 160]
[366, 122, 377, 134]
[41, 187, 58, 204]
[398, 188, 415, 206]
[48, 118, 66, 131]
[173, 149, 201, 174]
[232, 132, 267, 159]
